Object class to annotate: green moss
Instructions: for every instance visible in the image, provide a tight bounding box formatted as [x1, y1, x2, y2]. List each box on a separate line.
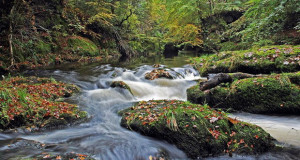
[282, 71, 300, 85]
[187, 85, 208, 104]
[120, 100, 274, 158]
[35, 40, 52, 55]
[187, 74, 300, 114]
[67, 36, 99, 56]
[190, 45, 300, 76]
[0, 76, 87, 130]
[219, 42, 251, 52]
[110, 81, 133, 95]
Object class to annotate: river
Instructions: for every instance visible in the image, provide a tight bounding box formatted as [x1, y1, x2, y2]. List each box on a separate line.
[0, 52, 299, 159]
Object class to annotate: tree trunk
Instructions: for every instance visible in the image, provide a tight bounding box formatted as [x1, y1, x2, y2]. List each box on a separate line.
[200, 73, 232, 91]
[8, 5, 15, 67]
[112, 28, 136, 59]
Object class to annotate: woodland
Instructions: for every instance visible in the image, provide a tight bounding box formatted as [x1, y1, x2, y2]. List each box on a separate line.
[0, 0, 298, 71]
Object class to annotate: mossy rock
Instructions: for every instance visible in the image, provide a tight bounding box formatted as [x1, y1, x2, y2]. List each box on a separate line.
[145, 69, 173, 80]
[110, 81, 132, 95]
[42, 111, 88, 128]
[190, 45, 300, 76]
[67, 36, 99, 57]
[28, 152, 95, 160]
[187, 73, 300, 114]
[282, 71, 300, 85]
[0, 76, 87, 130]
[119, 100, 274, 158]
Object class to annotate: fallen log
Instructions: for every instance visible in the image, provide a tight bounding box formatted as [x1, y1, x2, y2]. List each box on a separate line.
[200, 72, 264, 91]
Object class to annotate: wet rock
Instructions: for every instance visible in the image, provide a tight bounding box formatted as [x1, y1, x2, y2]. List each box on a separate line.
[110, 81, 132, 94]
[153, 64, 161, 68]
[187, 72, 300, 114]
[145, 69, 173, 80]
[119, 100, 274, 158]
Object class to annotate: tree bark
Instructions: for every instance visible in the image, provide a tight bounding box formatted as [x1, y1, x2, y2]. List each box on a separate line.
[8, 5, 15, 67]
[199, 73, 260, 91]
[200, 73, 232, 91]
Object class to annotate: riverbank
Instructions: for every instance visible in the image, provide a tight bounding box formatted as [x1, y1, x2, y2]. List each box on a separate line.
[190, 45, 300, 76]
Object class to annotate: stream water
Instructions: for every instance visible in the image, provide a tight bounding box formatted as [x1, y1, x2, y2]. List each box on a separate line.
[0, 52, 299, 160]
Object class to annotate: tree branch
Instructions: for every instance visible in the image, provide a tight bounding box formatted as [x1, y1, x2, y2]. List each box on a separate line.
[117, 9, 133, 27]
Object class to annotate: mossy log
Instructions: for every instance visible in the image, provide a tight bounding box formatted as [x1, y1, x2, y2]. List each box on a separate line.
[200, 72, 262, 91]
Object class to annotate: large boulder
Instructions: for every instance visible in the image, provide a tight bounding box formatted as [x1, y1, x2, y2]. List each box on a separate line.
[119, 100, 274, 158]
[187, 72, 300, 114]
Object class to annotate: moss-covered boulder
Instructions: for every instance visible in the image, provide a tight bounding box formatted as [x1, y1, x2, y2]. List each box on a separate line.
[187, 73, 300, 114]
[190, 45, 300, 76]
[119, 100, 274, 158]
[282, 71, 300, 85]
[110, 81, 132, 94]
[0, 76, 87, 131]
[66, 36, 99, 57]
[145, 69, 173, 80]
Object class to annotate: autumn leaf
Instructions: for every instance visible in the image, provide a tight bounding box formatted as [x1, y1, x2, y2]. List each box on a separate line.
[228, 117, 239, 124]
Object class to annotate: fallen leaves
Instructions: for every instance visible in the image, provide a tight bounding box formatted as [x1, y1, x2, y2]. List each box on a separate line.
[228, 117, 239, 124]
[122, 100, 271, 156]
[0, 76, 83, 129]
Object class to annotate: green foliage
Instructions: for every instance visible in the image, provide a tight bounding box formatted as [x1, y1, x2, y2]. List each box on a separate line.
[13, 39, 52, 63]
[153, 0, 203, 46]
[227, 0, 300, 43]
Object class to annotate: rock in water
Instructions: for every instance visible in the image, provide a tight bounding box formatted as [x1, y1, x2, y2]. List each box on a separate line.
[119, 100, 274, 158]
[145, 69, 173, 80]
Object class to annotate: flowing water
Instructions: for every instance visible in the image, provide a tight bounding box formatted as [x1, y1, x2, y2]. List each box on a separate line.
[0, 52, 299, 160]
